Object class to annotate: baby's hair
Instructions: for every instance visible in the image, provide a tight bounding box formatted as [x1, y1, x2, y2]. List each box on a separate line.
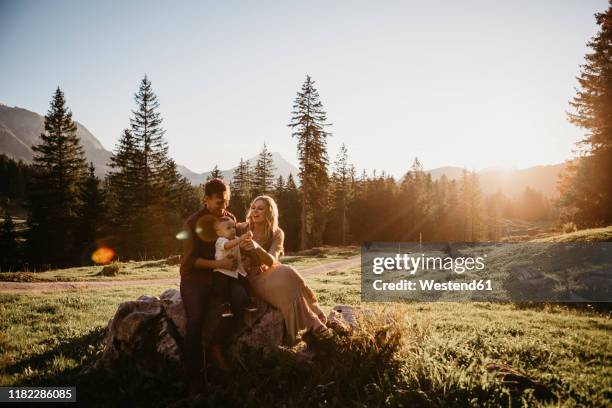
[214, 216, 234, 231]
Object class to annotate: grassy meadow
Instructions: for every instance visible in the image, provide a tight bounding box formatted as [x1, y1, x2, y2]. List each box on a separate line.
[0, 238, 610, 407]
[0, 246, 359, 282]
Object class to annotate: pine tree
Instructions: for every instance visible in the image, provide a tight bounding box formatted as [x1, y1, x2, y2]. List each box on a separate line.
[563, 1, 612, 226]
[76, 163, 106, 263]
[106, 129, 141, 255]
[229, 158, 253, 220]
[0, 209, 19, 271]
[288, 75, 331, 249]
[106, 75, 187, 259]
[207, 165, 223, 180]
[164, 159, 200, 219]
[279, 174, 301, 251]
[131, 75, 168, 202]
[329, 144, 352, 244]
[252, 143, 276, 197]
[459, 170, 482, 242]
[26, 87, 87, 266]
[274, 175, 285, 201]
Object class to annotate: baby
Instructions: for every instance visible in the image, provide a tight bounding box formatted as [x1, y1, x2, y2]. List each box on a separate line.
[213, 216, 257, 318]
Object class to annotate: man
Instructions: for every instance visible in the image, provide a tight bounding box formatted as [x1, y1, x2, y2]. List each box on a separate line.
[179, 178, 247, 395]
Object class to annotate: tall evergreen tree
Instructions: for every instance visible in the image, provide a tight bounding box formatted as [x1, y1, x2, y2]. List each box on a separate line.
[207, 165, 223, 180]
[76, 163, 106, 263]
[0, 209, 19, 271]
[164, 159, 200, 219]
[106, 75, 187, 259]
[26, 87, 87, 266]
[563, 1, 612, 226]
[278, 173, 301, 251]
[106, 129, 141, 255]
[274, 175, 285, 201]
[288, 75, 331, 249]
[328, 144, 352, 244]
[131, 75, 168, 201]
[252, 143, 276, 197]
[229, 158, 253, 220]
[459, 170, 482, 242]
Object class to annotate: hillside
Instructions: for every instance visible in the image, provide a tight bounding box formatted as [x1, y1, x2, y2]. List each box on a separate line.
[0, 104, 112, 176]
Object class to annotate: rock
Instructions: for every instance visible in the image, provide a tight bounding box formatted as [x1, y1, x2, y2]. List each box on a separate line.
[231, 301, 285, 354]
[137, 294, 160, 302]
[327, 305, 359, 334]
[110, 299, 161, 343]
[93, 297, 163, 371]
[160, 289, 187, 338]
[92, 289, 287, 373]
[91, 287, 363, 376]
[98, 264, 121, 276]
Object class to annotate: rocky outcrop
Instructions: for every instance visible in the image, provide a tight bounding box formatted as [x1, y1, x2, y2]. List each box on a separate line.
[90, 289, 358, 373]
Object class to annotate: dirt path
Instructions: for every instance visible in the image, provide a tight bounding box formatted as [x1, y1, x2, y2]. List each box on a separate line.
[0, 256, 361, 293]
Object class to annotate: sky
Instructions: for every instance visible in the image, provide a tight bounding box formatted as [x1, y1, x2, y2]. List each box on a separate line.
[0, 0, 607, 177]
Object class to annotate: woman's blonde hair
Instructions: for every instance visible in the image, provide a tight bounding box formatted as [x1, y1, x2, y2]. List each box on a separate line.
[246, 195, 279, 243]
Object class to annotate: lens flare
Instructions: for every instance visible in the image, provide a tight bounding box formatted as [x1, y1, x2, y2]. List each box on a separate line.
[195, 214, 218, 242]
[91, 247, 116, 265]
[176, 230, 190, 240]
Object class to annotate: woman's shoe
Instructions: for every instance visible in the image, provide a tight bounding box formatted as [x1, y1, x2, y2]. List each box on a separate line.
[243, 297, 258, 312]
[244, 303, 258, 313]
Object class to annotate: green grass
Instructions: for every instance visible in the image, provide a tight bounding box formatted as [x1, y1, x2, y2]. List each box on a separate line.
[0, 244, 610, 407]
[532, 226, 612, 243]
[0, 245, 358, 282]
[0, 261, 180, 281]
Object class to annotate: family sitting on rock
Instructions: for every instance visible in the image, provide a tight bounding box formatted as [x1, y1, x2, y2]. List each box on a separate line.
[180, 178, 331, 395]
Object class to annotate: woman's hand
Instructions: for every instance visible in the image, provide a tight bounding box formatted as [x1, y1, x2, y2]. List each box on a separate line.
[239, 235, 258, 251]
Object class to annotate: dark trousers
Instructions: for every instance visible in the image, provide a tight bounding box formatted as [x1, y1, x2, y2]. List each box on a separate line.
[212, 272, 251, 312]
[179, 274, 250, 383]
[180, 278, 230, 383]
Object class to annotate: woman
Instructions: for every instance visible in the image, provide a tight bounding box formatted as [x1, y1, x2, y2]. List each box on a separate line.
[239, 195, 329, 345]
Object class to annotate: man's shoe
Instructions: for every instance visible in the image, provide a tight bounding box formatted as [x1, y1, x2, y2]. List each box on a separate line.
[220, 302, 233, 318]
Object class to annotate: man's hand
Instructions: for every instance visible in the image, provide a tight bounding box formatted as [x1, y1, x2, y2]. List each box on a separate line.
[216, 256, 238, 270]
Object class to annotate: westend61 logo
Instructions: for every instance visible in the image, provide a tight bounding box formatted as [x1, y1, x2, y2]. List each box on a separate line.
[361, 242, 612, 302]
